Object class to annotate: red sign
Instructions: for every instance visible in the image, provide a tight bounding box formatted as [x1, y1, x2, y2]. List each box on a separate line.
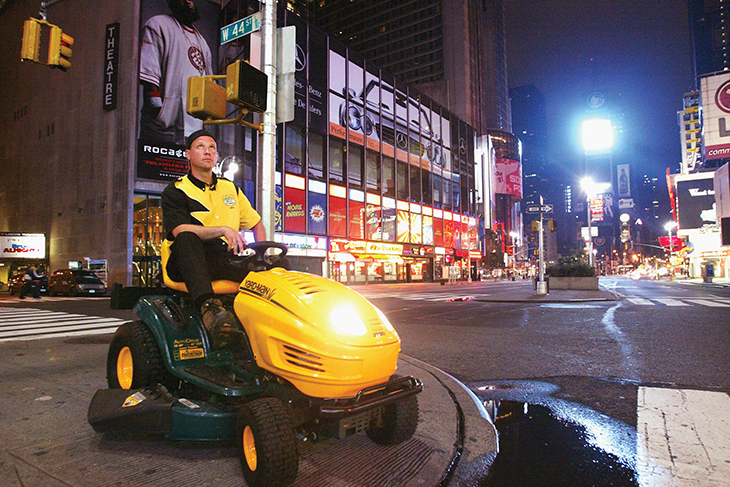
[658, 236, 683, 249]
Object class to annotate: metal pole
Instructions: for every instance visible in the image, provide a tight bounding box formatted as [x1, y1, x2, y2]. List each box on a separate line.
[587, 195, 593, 267]
[536, 196, 547, 295]
[258, 0, 277, 241]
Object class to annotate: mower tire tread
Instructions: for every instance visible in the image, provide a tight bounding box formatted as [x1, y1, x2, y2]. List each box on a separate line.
[367, 394, 419, 445]
[237, 397, 298, 487]
[107, 320, 174, 390]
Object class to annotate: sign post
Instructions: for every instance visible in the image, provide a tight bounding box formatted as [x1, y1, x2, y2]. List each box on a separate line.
[526, 198, 552, 295]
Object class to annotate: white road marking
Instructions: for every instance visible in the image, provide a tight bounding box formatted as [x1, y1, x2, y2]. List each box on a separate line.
[654, 299, 691, 307]
[684, 299, 730, 307]
[637, 387, 730, 486]
[0, 307, 125, 342]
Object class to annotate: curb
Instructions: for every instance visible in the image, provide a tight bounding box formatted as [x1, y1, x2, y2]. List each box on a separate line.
[400, 355, 499, 486]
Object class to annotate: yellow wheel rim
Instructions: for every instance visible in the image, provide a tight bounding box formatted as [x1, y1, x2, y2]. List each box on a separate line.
[117, 346, 134, 389]
[243, 425, 257, 471]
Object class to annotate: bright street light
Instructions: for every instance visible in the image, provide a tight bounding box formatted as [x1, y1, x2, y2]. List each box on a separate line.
[581, 119, 614, 154]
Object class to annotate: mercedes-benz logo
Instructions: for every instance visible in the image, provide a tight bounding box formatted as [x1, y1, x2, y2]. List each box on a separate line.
[396, 132, 408, 149]
[295, 44, 306, 72]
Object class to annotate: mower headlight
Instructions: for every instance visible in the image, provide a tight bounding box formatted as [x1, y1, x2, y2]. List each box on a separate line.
[374, 305, 394, 332]
[330, 306, 367, 336]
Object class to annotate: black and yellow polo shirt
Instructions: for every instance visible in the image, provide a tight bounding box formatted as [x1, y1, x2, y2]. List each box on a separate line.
[161, 172, 261, 241]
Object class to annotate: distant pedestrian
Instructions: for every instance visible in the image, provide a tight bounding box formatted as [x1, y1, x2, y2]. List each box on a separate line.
[19, 265, 42, 299]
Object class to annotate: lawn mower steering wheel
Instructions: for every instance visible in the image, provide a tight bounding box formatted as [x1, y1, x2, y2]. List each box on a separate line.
[231, 241, 288, 272]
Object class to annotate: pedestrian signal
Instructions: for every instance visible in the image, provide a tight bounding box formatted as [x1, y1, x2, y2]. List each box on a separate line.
[48, 25, 73, 70]
[226, 60, 268, 113]
[187, 77, 227, 120]
[21, 18, 42, 63]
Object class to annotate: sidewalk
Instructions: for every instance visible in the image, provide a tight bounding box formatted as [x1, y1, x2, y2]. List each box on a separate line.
[0, 335, 498, 487]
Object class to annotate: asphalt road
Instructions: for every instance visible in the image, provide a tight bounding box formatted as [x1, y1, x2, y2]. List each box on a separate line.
[2, 277, 730, 486]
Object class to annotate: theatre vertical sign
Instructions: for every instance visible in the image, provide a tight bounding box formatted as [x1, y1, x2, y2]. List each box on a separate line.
[103, 23, 119, 111]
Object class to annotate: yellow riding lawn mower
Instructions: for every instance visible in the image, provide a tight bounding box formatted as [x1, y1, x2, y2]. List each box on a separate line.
[88, 241, 422, 487]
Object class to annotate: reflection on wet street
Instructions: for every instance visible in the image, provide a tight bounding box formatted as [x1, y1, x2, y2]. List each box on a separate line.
[482, 401, 636, 486]
[469, 378, 730, 487]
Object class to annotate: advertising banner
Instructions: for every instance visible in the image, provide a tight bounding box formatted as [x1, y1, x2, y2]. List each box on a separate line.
[308, 191, 327, 235]
[617, 164, 630, 197]
[329, 194, 347, 237]
[676, 176, 716, 230]
[494, 158, 522, 197]
[284, 186, 306, 233]
[136, 0, 220, 181]
[701, 72, 730, 161]
[0, 233, 46, 259]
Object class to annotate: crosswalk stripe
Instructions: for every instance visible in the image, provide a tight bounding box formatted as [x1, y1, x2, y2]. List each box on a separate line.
[0, 307, 125, 342]
[654, 298, 691, 306]
[637, 387, 730, 486]
[628, 298, 655, 305]
[684, 299, 730, 307]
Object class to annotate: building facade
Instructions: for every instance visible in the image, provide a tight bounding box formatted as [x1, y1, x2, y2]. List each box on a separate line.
[1, 0, 485, 286]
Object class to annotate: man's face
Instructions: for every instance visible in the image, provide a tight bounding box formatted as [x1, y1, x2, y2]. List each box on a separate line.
[185, 136, 218, 173]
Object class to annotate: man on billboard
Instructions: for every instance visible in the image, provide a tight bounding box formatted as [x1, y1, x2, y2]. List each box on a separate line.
[139, 0, 213, 145]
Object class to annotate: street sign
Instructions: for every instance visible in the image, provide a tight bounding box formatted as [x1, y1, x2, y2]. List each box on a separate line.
[220, 11, 261, 45]
[526, 204, 553, 213]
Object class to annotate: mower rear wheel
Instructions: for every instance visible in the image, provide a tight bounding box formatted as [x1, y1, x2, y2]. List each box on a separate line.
[106, 321, 172, 390]
[236, 397, 298, 487]
[366, 394, 419, 445]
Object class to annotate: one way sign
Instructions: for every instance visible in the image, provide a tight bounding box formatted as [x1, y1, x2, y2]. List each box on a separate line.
[526, 204, 553, 213]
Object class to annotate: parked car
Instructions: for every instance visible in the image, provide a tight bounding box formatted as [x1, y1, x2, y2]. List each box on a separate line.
[48, 269, 106, 296]
[8, 271, 48, 295]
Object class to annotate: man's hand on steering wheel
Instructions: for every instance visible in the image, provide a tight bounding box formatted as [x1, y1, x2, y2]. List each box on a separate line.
[220, 226, 246, 254]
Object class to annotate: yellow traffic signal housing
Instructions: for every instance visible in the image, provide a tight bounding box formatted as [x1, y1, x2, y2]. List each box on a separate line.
[48, 25, 73, 70]
[226, 60, 268, 113]
[187, 76, 227, 120]
[531, 219, 555, 232]
[21, 18, 42, 62]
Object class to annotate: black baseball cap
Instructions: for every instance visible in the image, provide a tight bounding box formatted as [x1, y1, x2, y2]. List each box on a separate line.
[186, 129, 217, 149]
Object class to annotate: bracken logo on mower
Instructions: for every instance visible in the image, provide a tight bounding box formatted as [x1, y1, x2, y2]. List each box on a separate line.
[244, 279, 276, 300]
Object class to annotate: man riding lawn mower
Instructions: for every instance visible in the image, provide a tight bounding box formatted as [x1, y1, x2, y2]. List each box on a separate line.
[87, 130, 422, 487]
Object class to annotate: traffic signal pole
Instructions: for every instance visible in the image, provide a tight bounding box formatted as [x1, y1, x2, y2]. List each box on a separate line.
[536, 196, 548, 295]
[258, 0, 277, 241]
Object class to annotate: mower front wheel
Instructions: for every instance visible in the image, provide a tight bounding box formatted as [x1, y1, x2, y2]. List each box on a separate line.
[367, 394, 420, 445]
[106, 321, 172, 390]
[236, 397, 298, 487]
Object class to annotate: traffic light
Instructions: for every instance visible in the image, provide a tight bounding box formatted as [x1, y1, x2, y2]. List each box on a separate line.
[226, 60, 268, 113]
[187, 76, 227, 120]
[48, 25, 73, 70]
[531, 220, 539, 232]
[21, 18, 42, 63]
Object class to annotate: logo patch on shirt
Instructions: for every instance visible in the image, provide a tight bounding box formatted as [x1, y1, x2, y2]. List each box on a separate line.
[223, 195, 236, 206]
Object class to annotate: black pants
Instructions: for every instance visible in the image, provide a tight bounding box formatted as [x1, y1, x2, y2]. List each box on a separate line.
[166, 232, 250, 308]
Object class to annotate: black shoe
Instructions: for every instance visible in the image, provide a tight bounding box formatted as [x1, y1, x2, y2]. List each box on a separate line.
[201, 299, 243, 350]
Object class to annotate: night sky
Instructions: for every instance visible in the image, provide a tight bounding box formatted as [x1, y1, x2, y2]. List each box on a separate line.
[504, 0, 695, 180]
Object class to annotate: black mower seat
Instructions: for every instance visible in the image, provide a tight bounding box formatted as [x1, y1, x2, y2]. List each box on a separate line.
[161, 239, 240, 294]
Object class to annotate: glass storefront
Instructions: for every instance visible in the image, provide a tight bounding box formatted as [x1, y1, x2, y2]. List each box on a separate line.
[132, 194, 163, 287]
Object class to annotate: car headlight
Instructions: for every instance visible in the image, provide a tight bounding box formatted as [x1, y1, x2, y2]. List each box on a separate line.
[330, 306, 367, 336]
[374, 305, 394, 332]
